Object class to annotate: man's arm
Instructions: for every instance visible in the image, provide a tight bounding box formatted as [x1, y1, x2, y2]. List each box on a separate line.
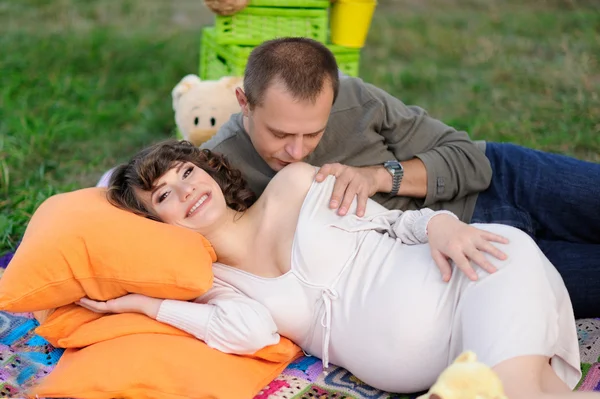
[372, 158, 428, 198]
[317, 81, 491, 216]
[370, 82, 492, 205]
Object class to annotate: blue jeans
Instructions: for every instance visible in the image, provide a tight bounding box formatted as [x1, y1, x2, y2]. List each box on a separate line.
[471, 142, 600, 318]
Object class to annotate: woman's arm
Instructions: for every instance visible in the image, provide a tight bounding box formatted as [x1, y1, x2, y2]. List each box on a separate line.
[393, 210, 509, 282]
[76, 280, 280, 355]
[345, 207, 509, 282]
[386, 208, 456, 244]
[158, 281, 280, 354]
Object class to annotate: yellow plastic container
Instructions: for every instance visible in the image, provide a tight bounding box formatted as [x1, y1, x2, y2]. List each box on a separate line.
[330, 0, 377, 48]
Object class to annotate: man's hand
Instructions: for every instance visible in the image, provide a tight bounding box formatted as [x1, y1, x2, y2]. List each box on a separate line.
[426, 214, 509, 282]
[315, 163, 387, 217]
[76, 294, 163, 319]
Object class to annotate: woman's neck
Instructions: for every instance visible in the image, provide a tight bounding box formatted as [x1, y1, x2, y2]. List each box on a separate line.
[200, 206, 260, 269]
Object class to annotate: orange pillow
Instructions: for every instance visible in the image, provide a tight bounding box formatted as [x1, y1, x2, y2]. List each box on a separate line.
[35, 305, 104, 347]
[36, 304, 299, 362]
[0, 187, 216, 313]
[28, 333, 301, 399]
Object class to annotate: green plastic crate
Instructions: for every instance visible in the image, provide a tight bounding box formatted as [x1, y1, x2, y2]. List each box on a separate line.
[200, 27, 361, 80]
[199, 37, 232, 78]
[248, 0, 330, 8]
[328, 43, 361, 77]
[200, 28, 250, 78]
[214, 6, 328, 46]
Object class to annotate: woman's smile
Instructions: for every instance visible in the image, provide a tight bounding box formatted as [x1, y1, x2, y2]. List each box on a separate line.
[186, 192, 211, 218]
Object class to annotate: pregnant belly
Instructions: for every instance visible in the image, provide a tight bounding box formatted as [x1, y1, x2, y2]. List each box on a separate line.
[325, 241, 455, 393]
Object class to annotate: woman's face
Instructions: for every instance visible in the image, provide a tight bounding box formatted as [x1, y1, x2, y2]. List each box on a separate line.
[136, 161, 227, 233]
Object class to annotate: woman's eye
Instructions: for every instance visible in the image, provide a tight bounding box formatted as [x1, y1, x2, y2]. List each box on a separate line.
[183, 166, 193, 179]
[158, 192, 169, 203]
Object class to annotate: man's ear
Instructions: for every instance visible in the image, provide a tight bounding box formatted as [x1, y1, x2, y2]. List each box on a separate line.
[235, 87, 250, 116]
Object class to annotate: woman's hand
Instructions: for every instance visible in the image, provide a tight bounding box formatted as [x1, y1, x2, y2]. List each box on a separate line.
[75, 294, 163, 319]
[427, 214, 509, 282]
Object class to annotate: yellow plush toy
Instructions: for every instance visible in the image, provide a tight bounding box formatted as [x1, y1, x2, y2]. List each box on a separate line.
[417, 351, 508, 399]
[172, 74, 243, 147]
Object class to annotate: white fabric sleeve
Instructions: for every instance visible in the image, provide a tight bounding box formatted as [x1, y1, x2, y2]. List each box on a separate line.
[320, 173, 459, 244]
[388, 209, 459, 244]
[332, 207, 459, 245]
[156, 280, 280, 354]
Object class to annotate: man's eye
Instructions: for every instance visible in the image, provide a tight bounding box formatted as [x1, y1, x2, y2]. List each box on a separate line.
[183, 166, 193, 178]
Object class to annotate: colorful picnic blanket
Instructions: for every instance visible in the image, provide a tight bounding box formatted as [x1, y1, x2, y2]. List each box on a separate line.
[1, 250, 599, 398]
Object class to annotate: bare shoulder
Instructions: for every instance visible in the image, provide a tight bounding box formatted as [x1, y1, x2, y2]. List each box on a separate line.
[276, 162, 318, 183]
[262, 162, 318, 203]
[256, 162, 318, 274]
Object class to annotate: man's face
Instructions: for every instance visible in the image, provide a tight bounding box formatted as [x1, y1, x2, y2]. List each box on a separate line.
[237, 80, 334, 171]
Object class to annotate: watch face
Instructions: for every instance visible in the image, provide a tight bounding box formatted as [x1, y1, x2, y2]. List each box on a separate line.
[385, 161, 400, 170]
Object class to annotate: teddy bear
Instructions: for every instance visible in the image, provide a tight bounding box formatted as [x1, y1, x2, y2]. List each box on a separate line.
[172, 74, 243, 147]
[417, 351, 508, 399]
[204, 0, 249, 16]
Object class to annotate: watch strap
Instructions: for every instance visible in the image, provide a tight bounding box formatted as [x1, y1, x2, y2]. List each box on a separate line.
[384, 160, 403, 196]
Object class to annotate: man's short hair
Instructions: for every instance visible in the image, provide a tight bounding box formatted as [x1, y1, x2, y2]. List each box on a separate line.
[243, 37, 340, 108]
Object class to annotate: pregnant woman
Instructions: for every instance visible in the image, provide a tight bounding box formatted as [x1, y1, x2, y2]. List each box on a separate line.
[78, 140, 591, 398]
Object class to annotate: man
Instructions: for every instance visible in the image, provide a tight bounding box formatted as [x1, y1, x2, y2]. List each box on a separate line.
[201, 37, 600, 318]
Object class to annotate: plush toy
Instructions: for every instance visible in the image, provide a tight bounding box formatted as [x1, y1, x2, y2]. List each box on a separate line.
[172, 74, 243, 147]
[204, 0, 249, 16]
[417, 351, 508, 399]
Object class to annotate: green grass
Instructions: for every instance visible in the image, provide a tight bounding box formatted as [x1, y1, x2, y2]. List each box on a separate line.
[1, 0, 599, 255]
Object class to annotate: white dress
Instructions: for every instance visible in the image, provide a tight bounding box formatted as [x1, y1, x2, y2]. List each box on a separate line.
[157, 174, 582, 393]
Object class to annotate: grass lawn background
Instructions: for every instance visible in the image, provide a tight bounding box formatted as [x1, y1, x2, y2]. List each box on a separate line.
[1, 0, 598, 255]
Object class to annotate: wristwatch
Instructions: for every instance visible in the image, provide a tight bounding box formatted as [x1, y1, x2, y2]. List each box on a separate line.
[383, 160, 404, 196]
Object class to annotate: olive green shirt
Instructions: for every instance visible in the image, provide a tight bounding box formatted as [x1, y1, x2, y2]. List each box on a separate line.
[201, 77, 491, 223]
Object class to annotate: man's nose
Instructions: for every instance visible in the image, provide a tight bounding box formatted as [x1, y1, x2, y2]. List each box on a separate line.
[286, 137, 304, 160]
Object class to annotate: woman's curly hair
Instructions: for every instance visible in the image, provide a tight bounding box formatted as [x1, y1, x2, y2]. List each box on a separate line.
[107, 139, 256, 220]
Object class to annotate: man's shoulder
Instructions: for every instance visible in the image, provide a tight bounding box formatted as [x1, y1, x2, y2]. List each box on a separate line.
[332, 77, 383, 113]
